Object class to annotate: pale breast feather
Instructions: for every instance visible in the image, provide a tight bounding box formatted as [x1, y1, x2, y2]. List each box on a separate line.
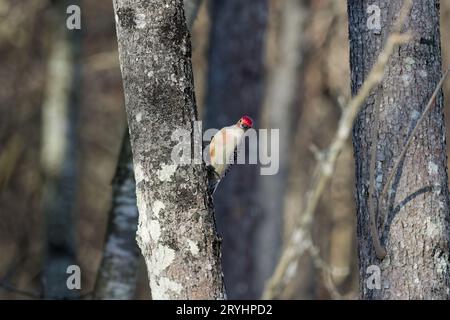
[210, 126, 245, 177]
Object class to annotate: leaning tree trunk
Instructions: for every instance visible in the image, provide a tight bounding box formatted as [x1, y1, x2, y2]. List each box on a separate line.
[112, 0, 225, 299]
[41, 0, 81, 299]
[205, 0, 268, 299]
[348, 0, 450, 299]
[94, 131, 140, 299]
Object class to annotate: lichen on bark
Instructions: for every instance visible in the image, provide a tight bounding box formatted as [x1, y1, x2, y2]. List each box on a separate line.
[112, 0, 225, 299]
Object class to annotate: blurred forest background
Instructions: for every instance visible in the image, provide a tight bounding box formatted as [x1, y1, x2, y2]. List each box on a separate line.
[0, 0, 449, 299]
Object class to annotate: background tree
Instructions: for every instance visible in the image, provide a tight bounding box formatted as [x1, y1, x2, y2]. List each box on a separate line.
[4, 0, 450, 301]
[272, 1, 359, 299]
[41, 0, 81, 299]
[257, 0, 310, 298]
[348, 0, 450, 299]
[112, 0, 225, 299]
[93, 131, 140, 299]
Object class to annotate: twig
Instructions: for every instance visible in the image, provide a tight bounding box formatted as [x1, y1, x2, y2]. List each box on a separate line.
[368, 87, 387, 259]
[301, 32, 411, 228]
[290, 232, 349, 299]
[262, 28, 411, 302]
[366, 0, 413, 260]
[271, 229, 348, 299]
[380, 68, 450, 204]
[308, 241, 349, 278]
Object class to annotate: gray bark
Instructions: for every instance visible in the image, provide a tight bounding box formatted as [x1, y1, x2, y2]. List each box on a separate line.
[94, 0, 202, 300]
[256, 0, 310, 297]
[205, 0, 268, 299]
[112, 0, 225, 299]
[348, 0, 450, 299]
[94, 131, 140, 299]
[41, 0, 81, 299]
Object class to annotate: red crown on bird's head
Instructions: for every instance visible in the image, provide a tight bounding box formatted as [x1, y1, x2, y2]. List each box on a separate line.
[240, 116, 253, 128]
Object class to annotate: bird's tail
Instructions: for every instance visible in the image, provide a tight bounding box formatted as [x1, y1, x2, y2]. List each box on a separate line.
[206, 165, 220, 196]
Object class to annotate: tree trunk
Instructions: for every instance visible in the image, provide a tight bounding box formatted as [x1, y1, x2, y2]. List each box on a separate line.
[256, 0, 309, 297]
[205, 0, 268, 299]
[41, 0, 81, 299]
[112, 0, 225, 300]
[348, 0, 450, 299]
[94, 0, 202, 300]
[94, 131, 140, 299]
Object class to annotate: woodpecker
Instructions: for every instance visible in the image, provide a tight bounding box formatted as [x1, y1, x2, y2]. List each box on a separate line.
[205, 116, 253, 195]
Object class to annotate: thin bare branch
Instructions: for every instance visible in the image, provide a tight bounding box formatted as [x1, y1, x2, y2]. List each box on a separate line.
[380, 68, 450, 203]
[262, 28, 411, 300]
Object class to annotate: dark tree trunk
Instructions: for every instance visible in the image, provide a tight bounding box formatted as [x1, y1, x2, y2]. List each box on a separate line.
[205, 0, 268, 299]
[348, 0, 450, 299]
[112, 0, 225, 299]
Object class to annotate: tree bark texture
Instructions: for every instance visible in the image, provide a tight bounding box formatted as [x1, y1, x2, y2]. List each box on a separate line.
[112, 0, 225, 300]
[205, 0, 268, 299]
[348, 0, 450, 299]
[94, 0, 203, 300]
[94, 131, 140, 299]
[41, 0, 81, 299]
